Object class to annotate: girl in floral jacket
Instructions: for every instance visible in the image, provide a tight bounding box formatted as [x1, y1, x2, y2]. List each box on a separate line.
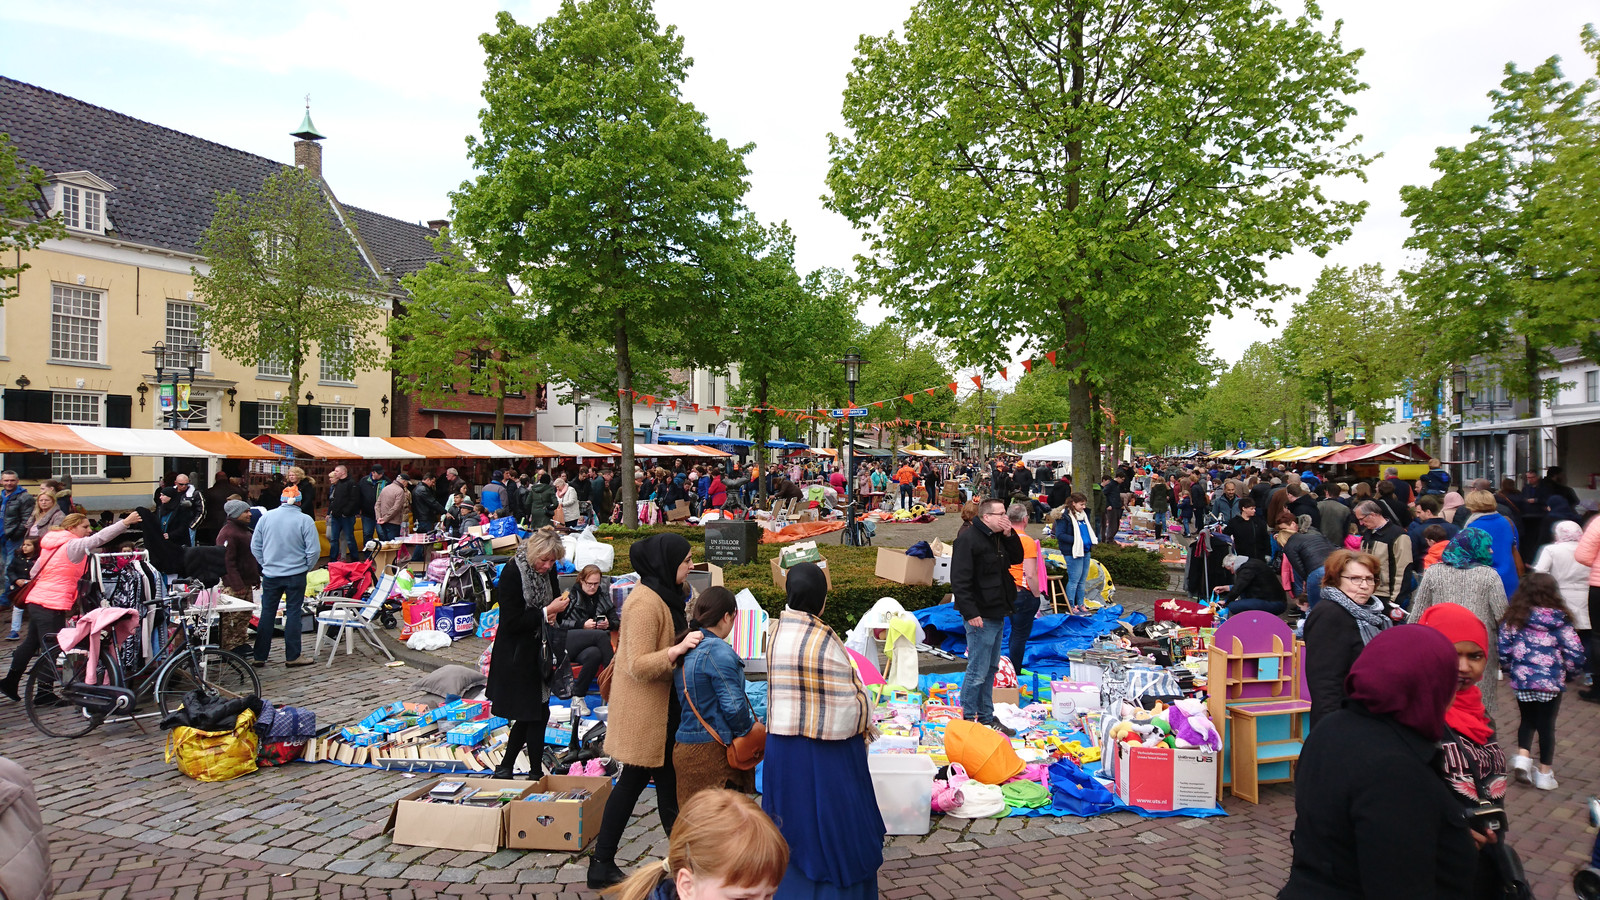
[1497, 572, 1587, 790]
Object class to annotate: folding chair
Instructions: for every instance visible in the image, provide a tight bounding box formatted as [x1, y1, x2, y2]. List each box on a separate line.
[312, 565, 399, 667]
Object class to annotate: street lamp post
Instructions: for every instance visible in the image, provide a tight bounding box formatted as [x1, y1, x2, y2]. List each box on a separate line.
[987, 402, 998, 459]
[144, 341, 201, 430]
[840, 348, 864, 546]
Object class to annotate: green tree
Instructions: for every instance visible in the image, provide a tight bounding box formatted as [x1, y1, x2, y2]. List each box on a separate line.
[723, 228, 858, 505]
[451, 2, 753, 526]
[826, 0, 1369, 489]
[1400, 48, 1595, 466]
[387, 242, 531, 437]
[995, 367, 1073, 428]
[1193, 342, 1301, 449]
[194, 167, 378, 432]
[0, 133, 66, 304]
[1280, 264, 1409, 437]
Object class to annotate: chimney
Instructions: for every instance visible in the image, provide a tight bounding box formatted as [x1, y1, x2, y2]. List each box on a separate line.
[428, 219, 450, 235]
[290, 102, 327, 179]
[295, 140, 322, 178]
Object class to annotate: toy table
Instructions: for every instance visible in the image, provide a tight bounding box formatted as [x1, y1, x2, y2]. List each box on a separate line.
[1226, 699, 1310, 803]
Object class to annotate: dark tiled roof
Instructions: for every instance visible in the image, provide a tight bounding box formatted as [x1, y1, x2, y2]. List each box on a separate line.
[0, 76, 441, 286]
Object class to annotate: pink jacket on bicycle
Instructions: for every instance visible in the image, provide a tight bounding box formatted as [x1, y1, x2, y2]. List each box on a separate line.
[26, 520, 132, 612]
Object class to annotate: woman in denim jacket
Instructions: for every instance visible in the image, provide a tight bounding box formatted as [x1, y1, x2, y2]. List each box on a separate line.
[673, 587, 757, 807]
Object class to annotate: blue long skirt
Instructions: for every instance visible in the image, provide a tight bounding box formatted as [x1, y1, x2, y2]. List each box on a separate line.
[762, 733, 884, 900]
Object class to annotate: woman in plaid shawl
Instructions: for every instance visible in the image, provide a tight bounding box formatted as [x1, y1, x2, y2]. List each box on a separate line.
[762, 562, 884, 900]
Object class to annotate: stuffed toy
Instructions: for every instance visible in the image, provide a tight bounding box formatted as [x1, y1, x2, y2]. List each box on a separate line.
[1167, 698, 1222, 751]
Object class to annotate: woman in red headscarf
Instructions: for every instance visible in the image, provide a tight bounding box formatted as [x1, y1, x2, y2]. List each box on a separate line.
[1418, 603, 1514, 899]
[1281, 625, 1476, 898]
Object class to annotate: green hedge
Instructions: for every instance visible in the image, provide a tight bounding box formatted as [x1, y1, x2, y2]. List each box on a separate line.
[1089, 543, 1168, 590]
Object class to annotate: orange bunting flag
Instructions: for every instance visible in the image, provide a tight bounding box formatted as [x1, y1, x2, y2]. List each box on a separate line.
[999, 367, 1007, 381]
[971, 375, 982, 388]
[669, 401, 677, 411]
[874, 401, 885, 408]
[903, 394, 915, 404]
[1022, 359, 1033, 373]
[1045, 351, 1057, 366]
[714, 406, 721, 415]
[643, 395, 655, 406]
[948, 382, 959, 394]
[776, 409, 787, 417]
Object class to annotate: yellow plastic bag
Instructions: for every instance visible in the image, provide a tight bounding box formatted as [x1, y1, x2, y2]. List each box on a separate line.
[165, 709, 259, 782]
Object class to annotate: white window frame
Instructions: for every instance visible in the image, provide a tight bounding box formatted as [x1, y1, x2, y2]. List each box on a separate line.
[319, 329, 355, 384]
[50, 283, 105, 364]
[51, 390, 106, 479]
[320, 405, 353, 437]
[258, 351, 290, 380]
[257, 403, 285, 433]
[54, 185, 105, 234]
[165, 300, 210, 371]
[1587, 370, 1598, 404]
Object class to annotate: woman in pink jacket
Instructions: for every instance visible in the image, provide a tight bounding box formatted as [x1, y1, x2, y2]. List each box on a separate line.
[1573, 513, 1600, 703]
[0, 511, 140, 701]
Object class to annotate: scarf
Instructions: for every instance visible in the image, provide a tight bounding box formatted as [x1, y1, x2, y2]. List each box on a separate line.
[1321, 585, 1389, 646]
[1417, 603, 1496, 745]
[1441, 527, 1494, 569]
[629, 533, 690, 636]
[1346, 624, 1459, 742]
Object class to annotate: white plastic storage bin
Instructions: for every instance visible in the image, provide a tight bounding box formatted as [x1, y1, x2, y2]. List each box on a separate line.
[867, 753, 938, 835]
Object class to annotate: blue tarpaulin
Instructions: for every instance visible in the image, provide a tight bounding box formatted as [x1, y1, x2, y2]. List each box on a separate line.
[912, 604, 1147, 676]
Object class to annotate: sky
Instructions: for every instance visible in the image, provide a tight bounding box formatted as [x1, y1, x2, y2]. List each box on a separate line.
[1, 0, 1594, 374]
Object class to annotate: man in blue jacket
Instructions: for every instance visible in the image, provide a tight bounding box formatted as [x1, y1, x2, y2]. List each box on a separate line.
[250, 490, 322, 668]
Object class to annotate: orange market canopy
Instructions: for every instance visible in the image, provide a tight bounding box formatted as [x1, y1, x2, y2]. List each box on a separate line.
[622, 443, 729, 458]
[0, 423, 284, 459]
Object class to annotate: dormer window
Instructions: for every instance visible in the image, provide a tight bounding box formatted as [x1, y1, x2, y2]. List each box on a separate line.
[49, 171, 116, 235]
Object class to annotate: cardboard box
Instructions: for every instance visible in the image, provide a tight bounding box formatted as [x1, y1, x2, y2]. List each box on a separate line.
[1110, 741, 1218, 813]
[665, 500, 692, 522]
[685, 562, 724, 597]
[875, 547, 935, 586]
[991, 687, 1021, 707]
[386, 777, 535, 852]
[796, 509, 820, 523]
[771, 558, 830, 591]
[505, 775, 614, 851]
[778, 541, 822, 567]
[932, 556, 952, 585]
[490, 534, 520, 553]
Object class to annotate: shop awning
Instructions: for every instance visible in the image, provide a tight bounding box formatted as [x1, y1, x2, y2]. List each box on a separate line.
[765, 440, 809, 450]
[384, 437, 474, 458]
[168, 431, 282, 460]
[442, 439, 525, 459]
[544, 441, 620, 458]
[0, 430, 34, 454]
[658, 431, 757, 449]
[0, 422, 125, 455]
[494, 440, 562, 458]
[1295, 445, 1351, 463]
[801, 448, 838, 458]
[320, 437, 426, 459]
[254, 434, 363, 460]
[899, 448, 946, 457]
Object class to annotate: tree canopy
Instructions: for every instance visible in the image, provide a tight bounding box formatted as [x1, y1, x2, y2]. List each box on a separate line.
[0, 133, 64, 305]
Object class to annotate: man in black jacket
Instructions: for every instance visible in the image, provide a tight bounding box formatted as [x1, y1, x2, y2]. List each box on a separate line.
[989, 463, 1011, 503]
[1224, 496, 1271, 560]
[1010, 463, 1033, 504]
[411, 473, 448, 534]
[1186, 475, 1208, 535]
[358, 465, 386, 549]
[325, 465, 360, 562]
[950, 498, 1024, 735]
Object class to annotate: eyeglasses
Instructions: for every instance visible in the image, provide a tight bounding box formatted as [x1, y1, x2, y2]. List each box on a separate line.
[581, 580, 602, 589]
[1340, 575, 1376, 585]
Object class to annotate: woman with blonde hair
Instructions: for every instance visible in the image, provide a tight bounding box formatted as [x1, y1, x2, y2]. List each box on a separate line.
[608, 789, 788, 900]
[25, 491, 62, 541]
[284, 466, 316, 517]
[486, 526, 565, 780]
[1462, 488, 1519, 597]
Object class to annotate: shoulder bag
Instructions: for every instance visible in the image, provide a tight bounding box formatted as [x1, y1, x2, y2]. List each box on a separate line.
[8, 541, 67, 609]
[682, 648, 766, 770]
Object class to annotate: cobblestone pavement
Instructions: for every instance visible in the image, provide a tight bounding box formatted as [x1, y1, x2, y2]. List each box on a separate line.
[7, 584, 1598, 897]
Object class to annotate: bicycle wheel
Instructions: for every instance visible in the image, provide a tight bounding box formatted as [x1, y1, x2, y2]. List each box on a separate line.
[153, 647, 261, 716]
[24, 650, 110, 739]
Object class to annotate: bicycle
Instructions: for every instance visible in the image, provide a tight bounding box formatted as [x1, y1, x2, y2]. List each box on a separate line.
[23, 578, 261, 739]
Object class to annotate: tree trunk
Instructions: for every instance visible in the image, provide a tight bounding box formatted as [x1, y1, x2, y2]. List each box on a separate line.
[1062, 4, 1097, 492]
[756, 378, 770, 507]
[1325, 375, 1336, 439]
[1524, 336, 1541, 472]
[287, 352, 304, 433]
[493, 389, 506, 439]
[614, 310, 638, 528]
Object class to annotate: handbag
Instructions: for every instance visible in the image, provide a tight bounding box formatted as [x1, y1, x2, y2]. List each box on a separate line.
[8, 541, 65, 609]
[681, 649, 766, 770]
[1484, 836, 1534, 899]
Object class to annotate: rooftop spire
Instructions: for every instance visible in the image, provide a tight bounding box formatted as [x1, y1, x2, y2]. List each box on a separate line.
[291, 94, 325, 142]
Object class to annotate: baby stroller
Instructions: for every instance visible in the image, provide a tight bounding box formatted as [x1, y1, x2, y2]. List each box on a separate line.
[321, 541, 399, 629]
[440, 535, 497, 614]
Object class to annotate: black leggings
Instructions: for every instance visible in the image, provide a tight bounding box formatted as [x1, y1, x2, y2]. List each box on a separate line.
[1516, 695, 1561, 766]
[592, 701, 680, 866]
[2, 606, 68, 687]
[565, 629, 614, 697]
[499, 706, 551, 775]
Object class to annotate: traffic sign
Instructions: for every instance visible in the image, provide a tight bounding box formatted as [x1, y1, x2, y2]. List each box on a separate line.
[1236, 440, 1248, 450]
[829, 408, 869, 418]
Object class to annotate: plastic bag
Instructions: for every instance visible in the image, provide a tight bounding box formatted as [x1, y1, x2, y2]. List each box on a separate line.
[400, 597, 435, 640]
[478, 641, 493, 677]
[475, 605, 500, 640]
[487, 516, 518, 538]
[165, 709, 259, 782]
[563, 526, 616, 572]
[406, 630, 452, 651]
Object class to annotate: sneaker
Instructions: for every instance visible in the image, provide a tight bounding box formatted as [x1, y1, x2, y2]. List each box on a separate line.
[251, 659, 267, 669]
[1533, 769, 1559, 791]
[5, 631, 17, 641]
[981, 717, 1017, 738]
[1511, 754, 1534, 785]
[285, 656, 315, 668]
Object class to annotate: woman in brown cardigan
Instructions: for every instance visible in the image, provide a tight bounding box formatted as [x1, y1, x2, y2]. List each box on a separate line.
[587, 533, 703, 890]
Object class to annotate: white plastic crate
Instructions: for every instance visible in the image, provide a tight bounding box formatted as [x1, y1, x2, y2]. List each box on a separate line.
[867, 753, 938, 835]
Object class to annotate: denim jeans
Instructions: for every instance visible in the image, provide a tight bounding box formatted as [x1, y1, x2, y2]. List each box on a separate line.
[1009, 590, 1040, 672]
[360, 516, 378, 551]
[961, 617, 1006, 724]
[1064, 553, 1092, 608]
[255, 572, 307, 663]
[1152, 511, 1168, 534]
[327, 515, 357, 562]
[1304, 566, 1325, 609]
[1, 538, 15, 633]
[899, 484, 913, 509]
[1226, 597, 1286, 616]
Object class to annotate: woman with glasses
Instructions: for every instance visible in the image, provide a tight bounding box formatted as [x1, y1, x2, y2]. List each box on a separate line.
[1304, 549, 1392, 727]
[545, 564, 616, 715]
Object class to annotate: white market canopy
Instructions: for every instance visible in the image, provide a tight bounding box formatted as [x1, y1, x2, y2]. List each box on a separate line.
[1020, 438, 1073, 462]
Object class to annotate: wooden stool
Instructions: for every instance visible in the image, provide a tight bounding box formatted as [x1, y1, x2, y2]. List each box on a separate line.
[1046, 575, 1071, 613]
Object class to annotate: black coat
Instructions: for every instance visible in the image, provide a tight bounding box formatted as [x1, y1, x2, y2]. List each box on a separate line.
[1283, 531, 1337, 582]
[950, 519, 1024, 620]
[411, 483, 446, 530]
[1303, 598, 1388, 728]
[327, 479, 360, 518]
[486, 560, 554, 722]
[1280, 704, 1475, 899]
[357, 475, 384, 520]
[1224, 515, 1271, 560]
[1224, 558, 1284, 607]
[1288, 494, 1321, 529]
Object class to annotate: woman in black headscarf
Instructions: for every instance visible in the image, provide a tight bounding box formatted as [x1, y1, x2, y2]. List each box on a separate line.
[588, 533, 705, 889]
